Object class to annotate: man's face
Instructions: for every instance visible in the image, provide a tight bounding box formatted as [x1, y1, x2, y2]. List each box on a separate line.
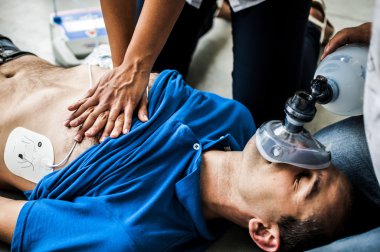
[240, 136, 350, 228]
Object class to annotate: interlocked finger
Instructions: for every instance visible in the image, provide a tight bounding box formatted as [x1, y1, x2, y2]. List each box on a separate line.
[123, 103, 135, 134]
[110, 114, 125, 138]
[66, 97, 99, 123]
[85, 110, 110, 138]
[137, 91, 149, 122]
[76, 106, 110, 141]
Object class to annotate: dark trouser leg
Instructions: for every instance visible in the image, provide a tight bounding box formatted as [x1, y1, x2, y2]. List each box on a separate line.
[300, 22, 322, 90]
[147, 0, 217, 78]
[231, 0, 311, 126]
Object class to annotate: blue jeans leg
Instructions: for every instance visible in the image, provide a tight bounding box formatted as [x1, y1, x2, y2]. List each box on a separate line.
[307, 227, 380, 252]
[310, 116, 380, 252]
[314, 116, 380, 205]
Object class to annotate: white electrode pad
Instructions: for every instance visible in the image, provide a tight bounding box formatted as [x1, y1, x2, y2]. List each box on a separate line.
[4, 127, 54, 183]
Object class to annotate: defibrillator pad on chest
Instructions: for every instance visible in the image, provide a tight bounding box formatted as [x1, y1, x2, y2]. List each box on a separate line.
[4, 127, 54, 183]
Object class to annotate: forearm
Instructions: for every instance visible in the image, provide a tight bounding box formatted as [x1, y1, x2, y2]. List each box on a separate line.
[0, 197, 26, 244]
[100, 0, 137, 66]
[66, 0, 185, 140]
[123, 0, 186, 72]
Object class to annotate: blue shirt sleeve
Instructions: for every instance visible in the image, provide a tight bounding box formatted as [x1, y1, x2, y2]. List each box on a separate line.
[12, 198, 137, 252]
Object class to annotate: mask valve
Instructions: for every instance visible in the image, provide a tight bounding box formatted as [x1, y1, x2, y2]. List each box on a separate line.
[256, 76, 332, 169]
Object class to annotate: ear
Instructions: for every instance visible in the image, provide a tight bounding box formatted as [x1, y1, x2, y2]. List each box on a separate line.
[248, 217, 280, 252]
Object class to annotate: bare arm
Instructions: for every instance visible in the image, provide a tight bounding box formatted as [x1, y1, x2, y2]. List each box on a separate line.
[66, 0, 186, 143]
[100, 0, 136, 67]
[125, 0, 186, 69]
[0, 197, 26, 244]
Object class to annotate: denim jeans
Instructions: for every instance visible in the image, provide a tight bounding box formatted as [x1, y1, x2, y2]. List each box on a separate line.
[308, 227, 380, 252]
[314, 116, 380, 205]
[308, 116, 380, 251]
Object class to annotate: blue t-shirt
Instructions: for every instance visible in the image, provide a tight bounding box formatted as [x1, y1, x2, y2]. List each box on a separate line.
[12, 70, 256, 252]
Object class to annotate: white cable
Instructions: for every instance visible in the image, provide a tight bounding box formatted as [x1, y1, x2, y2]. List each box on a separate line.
[48, 64, 94, 168]
[88, 64, 93, 88]
[49, 141, 78, 168]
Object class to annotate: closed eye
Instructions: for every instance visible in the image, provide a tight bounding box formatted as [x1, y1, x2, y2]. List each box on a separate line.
[305, 171, 322, 200]
[294, 170, 311, 189]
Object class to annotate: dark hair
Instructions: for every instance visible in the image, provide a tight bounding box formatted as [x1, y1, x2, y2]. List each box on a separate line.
[277, 215, 329, 252]
[278, 182, 354, 252]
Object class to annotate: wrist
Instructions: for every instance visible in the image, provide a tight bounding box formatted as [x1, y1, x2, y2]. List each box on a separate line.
[122, 51, 154, 73]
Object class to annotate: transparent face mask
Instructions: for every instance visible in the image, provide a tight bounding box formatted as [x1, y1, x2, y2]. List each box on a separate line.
[255, 120, 331, 169]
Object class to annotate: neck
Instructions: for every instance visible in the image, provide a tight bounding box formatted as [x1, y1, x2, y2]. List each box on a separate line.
[200, 150, 248, 227]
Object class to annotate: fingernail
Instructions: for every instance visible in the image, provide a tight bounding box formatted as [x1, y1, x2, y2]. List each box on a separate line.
[123, 128, 129, 134]
[100, 137, 105, 142]
[74, 134, 82, 142]
[111, 131, 117, 137]
[143, 114, 148, 121]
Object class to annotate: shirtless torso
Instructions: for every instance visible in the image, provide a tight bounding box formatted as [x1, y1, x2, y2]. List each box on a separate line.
[0, 55, 113, 190]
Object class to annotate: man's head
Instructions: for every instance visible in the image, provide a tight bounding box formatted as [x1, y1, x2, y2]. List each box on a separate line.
[236, 136, 352, 252]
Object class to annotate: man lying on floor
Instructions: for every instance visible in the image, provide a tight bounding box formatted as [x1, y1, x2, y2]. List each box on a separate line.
[0, 35, 352, 252]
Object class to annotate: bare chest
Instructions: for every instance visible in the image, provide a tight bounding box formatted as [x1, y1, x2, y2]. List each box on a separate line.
[0, 75, 96, 172]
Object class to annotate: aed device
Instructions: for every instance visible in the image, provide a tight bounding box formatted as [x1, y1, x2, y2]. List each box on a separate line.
[49, 5, 108, 66]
